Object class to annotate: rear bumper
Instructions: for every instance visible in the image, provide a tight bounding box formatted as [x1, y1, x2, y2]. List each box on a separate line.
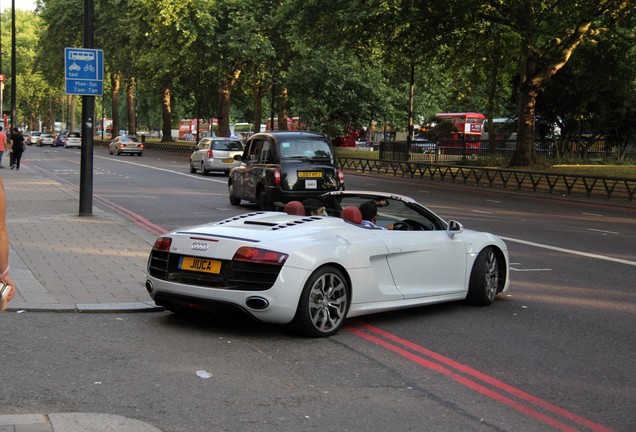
[266, 186, 345, 203]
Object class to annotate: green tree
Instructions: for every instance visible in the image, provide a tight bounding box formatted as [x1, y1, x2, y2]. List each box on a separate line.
[537, 20, 636, 159]
[478, 0, 636, 166]
[130, 0, 216, 141]
[37, 0, 84, 132]
[3, 9, 49, 130]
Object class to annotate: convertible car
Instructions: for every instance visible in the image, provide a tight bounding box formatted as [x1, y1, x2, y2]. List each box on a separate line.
[145, 191, 510, 337]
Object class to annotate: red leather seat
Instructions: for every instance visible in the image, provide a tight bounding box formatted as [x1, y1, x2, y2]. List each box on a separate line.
[341, 206, 362, 224]
[284, 201, 305, 216]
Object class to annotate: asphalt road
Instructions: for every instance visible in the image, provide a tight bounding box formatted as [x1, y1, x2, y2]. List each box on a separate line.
[2, 145, 634, 432]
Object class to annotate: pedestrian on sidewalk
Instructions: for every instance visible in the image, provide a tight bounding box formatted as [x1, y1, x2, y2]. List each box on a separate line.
[9, 128, 24, 170]
[0, 126, 7, 168]
[0, 177, 16, 310]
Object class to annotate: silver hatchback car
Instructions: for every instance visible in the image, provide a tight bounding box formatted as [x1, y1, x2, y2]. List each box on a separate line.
[189, 137, 243, 175]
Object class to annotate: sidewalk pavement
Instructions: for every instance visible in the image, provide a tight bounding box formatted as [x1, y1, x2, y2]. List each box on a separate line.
[1, 162, 164, 431]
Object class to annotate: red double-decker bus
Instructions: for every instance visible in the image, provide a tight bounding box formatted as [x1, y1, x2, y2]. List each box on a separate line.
[436, 112, 485, 140]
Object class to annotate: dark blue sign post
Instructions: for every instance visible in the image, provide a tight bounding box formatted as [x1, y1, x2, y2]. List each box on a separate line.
[67, 1, 99, 215]
[65, 44, 102, 215]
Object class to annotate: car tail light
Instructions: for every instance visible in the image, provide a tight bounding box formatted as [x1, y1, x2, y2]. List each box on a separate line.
[232, 246, 288, 266]
[152, 237, 172, 251]
[140, 144, 144, 149]
[273, 169, 281, 185]
[207, 149, 213, 158]
[338, 169, 344, 184]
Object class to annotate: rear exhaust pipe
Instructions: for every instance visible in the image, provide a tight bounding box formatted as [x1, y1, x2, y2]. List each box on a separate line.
[245, 296, 269, 310]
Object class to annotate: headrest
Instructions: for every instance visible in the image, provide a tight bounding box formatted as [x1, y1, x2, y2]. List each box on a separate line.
[341, 206, 362, 224]
[284, 201, 305, 216]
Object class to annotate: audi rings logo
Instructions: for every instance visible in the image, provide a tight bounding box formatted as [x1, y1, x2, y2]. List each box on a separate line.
[191, 242, 209, 251]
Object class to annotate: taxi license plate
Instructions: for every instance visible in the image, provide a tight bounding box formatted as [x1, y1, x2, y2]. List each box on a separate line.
[179, 256, 221, 274]
[222, 158, 235, 163]
[297, 171, 323, 178]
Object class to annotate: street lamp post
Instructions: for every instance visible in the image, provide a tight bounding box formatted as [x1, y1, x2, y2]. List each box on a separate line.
[11, 0, 16, 131]
[79, 0, 95, 216]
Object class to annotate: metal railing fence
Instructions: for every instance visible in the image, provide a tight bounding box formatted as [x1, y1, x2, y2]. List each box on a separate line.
[336, 157, 636, 202]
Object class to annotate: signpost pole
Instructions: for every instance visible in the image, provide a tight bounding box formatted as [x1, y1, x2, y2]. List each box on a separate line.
[79, 0, 95, 216]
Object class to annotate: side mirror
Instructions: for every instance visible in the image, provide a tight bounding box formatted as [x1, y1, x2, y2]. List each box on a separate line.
[446, 220, 464, 238]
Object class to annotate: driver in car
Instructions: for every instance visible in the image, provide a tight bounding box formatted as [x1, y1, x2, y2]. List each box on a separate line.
[359, 201, 393, 230]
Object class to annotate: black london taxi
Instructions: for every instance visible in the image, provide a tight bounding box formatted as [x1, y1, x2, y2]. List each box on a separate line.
[228, 131, 345, 210]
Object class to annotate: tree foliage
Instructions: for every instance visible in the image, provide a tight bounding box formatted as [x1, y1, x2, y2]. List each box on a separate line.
[9, 0, 636, 166]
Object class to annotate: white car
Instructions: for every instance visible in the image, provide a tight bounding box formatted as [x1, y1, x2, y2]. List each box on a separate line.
[145, 191, 510, 337]
[27, 131, 42, 146]
[189, 137, 243, 175]
[109, 135, 144, 156]
[64, 132, 82, 148]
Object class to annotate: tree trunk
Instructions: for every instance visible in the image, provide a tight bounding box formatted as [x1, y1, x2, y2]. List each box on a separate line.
[48, 95, 55, 132]
[252, 82, 263, 135]
[510, 40, 539, 167]
[110, 72, 120, 139]
[217, 69, 241, 137]
[126, 77, 136, 136]
[69, 95, 77, 132]
[511, 81, 539, 166]
[160, 78, 173, 142]
[218, 79, 232, 138]
[276, 86, 288, 130]
[486, 35, 500, 154]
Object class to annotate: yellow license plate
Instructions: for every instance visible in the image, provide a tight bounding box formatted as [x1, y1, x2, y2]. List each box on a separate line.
[297, 171, 323, 178]
[222, 158, 235, 163]
[179, 256, 221, 274]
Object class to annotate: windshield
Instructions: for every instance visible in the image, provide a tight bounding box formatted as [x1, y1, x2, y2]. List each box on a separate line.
[322, 194, 446, 231]
[280, 139, 333, 159]
[213, 140, 243, 151]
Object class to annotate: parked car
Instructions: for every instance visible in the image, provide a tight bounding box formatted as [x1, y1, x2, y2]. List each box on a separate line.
[36, 133, 56, 147]
[190, 137, 243, 175]
[109, 135, 144, 156]
[64, 132, 82, 148]
[228, 131, 345, 210]
[54, 133, 65, 147]
[27, 131, 42, 146]
[145, 190, 510, 337]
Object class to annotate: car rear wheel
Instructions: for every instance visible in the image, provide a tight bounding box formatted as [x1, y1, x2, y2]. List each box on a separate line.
[201, 162, 210, 175]
[256, 186, 273, 211]
[466, 247, 500, 306]
[228, 181, 241, 205]
[294, 266, 349, 337]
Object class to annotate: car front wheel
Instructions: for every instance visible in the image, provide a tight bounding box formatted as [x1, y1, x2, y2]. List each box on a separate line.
[466, 247, 501, 306]
[294, 266, 350, 337]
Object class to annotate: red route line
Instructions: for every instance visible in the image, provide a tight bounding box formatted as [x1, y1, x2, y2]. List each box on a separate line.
[33, 168, 167, 237]
[348, 323, 612, 432]
[92, 195, 167, 237]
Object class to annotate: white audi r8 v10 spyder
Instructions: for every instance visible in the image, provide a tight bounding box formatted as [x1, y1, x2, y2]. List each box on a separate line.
[145, 191, 510, 337]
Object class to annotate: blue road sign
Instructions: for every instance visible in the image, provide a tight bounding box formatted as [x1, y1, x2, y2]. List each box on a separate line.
[65, 48, 104, 96]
